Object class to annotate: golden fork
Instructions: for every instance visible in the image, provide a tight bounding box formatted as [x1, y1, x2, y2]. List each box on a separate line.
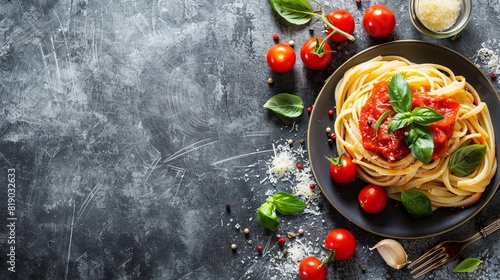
[408, 217, 500, 278]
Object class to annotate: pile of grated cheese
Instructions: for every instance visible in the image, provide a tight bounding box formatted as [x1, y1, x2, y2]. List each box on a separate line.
[265, 142, 320, 203]
[417, 0, 461, 32]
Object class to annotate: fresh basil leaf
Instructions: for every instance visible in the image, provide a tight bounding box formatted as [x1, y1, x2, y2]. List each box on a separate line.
[412, 106, 444, 125]
[271, 192, 307, 215]
[388, 74, 412, 113]
[388, 112, 412, 134]
[257, 202, 280, 231]
[375, 110, 393, 136]
[263, 93, 304, 118]
[453, 258, 482, 273]
[449, 144, 487, 176]
[406, 124, 434, 164]
[401, 189, 432, 218]
[269, 0, 314, 25]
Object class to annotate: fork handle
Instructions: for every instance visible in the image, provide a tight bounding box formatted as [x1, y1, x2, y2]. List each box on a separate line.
[465, 217, 500, 246]
[479, 217, 500, 237]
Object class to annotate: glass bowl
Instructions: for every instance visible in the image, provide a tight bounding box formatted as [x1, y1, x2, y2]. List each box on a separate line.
[409, 0, 472, 38]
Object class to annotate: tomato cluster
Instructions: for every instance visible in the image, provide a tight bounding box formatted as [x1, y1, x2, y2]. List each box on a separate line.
[298, 228, 357, 280]
[266, 5, 396, 72]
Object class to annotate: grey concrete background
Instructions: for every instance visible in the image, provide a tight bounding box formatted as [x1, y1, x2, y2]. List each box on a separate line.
[0, 0, 499, 279]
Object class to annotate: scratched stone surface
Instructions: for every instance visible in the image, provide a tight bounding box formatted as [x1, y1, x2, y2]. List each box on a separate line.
[0, 0, 499, 279]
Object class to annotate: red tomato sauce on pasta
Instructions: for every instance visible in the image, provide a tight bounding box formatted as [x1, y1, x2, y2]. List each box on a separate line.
[359, 82, 460, 162]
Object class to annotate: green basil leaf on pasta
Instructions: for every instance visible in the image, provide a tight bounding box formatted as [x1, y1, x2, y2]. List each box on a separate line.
[388, 112, 412, 134]
[388, 74, 412, 113]
[263, 93, 304, 118]
[256, 202, 280, 231]
[401, 190, 432, 218]
[271, 192, 307, 215]
[406, 124, 434, 164]
[453, 258, 482, 273]
[375, 110, 393, 136]
[449, 144, 487, 176]
[269, 0, 314, 25]
[411, 106, 444, 125]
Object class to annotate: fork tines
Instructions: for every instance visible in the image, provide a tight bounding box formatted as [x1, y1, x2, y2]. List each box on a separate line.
[408, 246, 449, 278]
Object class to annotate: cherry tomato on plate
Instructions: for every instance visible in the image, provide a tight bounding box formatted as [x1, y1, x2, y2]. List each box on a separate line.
[362, 4, 396, 38]
[326, 154, 357, 183]
[326, 10, 355, 42]
[266, 43, 296, 73]
[358, 184, 387, 214]
[300, 38, 332, 70]
[324, 228, 356, 261]
[298, 256, 327, 280]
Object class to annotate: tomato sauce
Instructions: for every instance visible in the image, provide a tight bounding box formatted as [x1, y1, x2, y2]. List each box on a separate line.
[359, 82, 460, 162]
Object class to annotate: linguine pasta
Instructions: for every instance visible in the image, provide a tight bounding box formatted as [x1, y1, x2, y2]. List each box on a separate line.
[334, 56, 497, 207]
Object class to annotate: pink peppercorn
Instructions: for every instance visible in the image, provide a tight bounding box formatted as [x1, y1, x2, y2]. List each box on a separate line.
[296, 163, 303, 170]
[309, 183, 315, 189]
[328, 109, 334, 116]
[273, 33, 279, 41]
[278, 236, 286, 245]
[257, 245, 263, 252]
[491, 73, 497, 79]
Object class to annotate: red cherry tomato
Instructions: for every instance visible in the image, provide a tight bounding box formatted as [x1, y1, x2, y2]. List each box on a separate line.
[300, 38, 332, 70]
[324, 229, 356, 261]
[327, 155, 357, 183]
[266, 43, 296, 73]
[326, 10, 355, 42]
[358, 184, 387, 214]
[362, 4, 396, 38]
[298, 256, 327, 280]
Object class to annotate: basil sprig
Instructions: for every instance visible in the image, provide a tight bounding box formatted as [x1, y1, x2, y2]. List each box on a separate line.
[257, 192, 306, 231]
[401, 189, 432, 218]
[449, 144, 487, 176]
[377, 74, 444, 164]
[453, 258, 482, 273]
[263, 93, 304, 118]
[269, 0, 355, 41]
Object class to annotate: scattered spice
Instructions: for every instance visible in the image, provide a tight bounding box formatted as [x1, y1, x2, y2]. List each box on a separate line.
[282, 249, 288, 255]
[325, 127, 332, 134]
[225, 204, 231, 213]
[296, 163, 303, 170]
[231, 244, 237, 250]
[307, 107, 313, 114]
[243, 228, 250, 235]
[235, 223, 241, 230]
[361, 265, 367, 272]
[288, 40, 295, 47]
[491, 73, 497, 79]
[257, 245, 263, 252]
[298, 228, 304, 235]
[309, 183, 315, 189]
[329, 133, 336, 140]
[287, 232, 297, 239]
[247, 240, 253, 245]
[328, 109, 334, 116]
[287, 139, 294, 145]
[267, 77, 274, 84]
[273, 33, 279, 41]
[299, 139, 305, 145]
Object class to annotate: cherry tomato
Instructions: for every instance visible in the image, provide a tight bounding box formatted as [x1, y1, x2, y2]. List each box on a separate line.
[362, 4, 396, 38]
[298, 256, 327, 280]
[266, 43, 296, 73]
[327, 154, 357, 183]
[326, 10, 355, 42]
[300, 38, 332, 70]
[324, 229, 356, 261]
[358, 184, 387, 214]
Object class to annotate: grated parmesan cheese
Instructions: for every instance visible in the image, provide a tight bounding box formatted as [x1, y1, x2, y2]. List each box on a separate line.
[417, 0, 461, 32]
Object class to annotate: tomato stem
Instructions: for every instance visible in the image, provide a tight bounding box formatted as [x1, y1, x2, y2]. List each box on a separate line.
[318, 250, 336, 269]
[325, 153, 346, 167]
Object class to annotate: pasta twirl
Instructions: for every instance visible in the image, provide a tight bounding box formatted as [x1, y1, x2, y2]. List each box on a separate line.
[334, 56, 497, 207]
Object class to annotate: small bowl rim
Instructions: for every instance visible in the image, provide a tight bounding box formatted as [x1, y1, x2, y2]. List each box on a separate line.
[409, 0, 473, 38]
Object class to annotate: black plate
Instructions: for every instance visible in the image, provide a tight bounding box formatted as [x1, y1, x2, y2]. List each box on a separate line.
[307, 40, 500, 239]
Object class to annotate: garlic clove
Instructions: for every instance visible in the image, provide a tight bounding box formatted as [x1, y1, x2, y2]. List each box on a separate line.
[369, 239, 409, 269]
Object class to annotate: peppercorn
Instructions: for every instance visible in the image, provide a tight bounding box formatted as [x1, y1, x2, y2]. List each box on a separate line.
[231, 244, 237, 250]
[298, 228, 304, 235]
[288, 40, 295, 47]
[267, 77, 274, 84]
[329, 133, 336, 140]
[307, 107, 313, 114]
[299, 139, 305, 145]
[325, 127, 332, 133]
[243, 228, 250, 235]
[273, 33, 279, 41]
[491, 73, 497, 79]
[257, 245, 263, 252]
[309, 183, 315, 189]
[287, 139, 293, 145]
[277, 236, 286, 245]
[296, 163, 303, 170]
[328, 109, 334, 116]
